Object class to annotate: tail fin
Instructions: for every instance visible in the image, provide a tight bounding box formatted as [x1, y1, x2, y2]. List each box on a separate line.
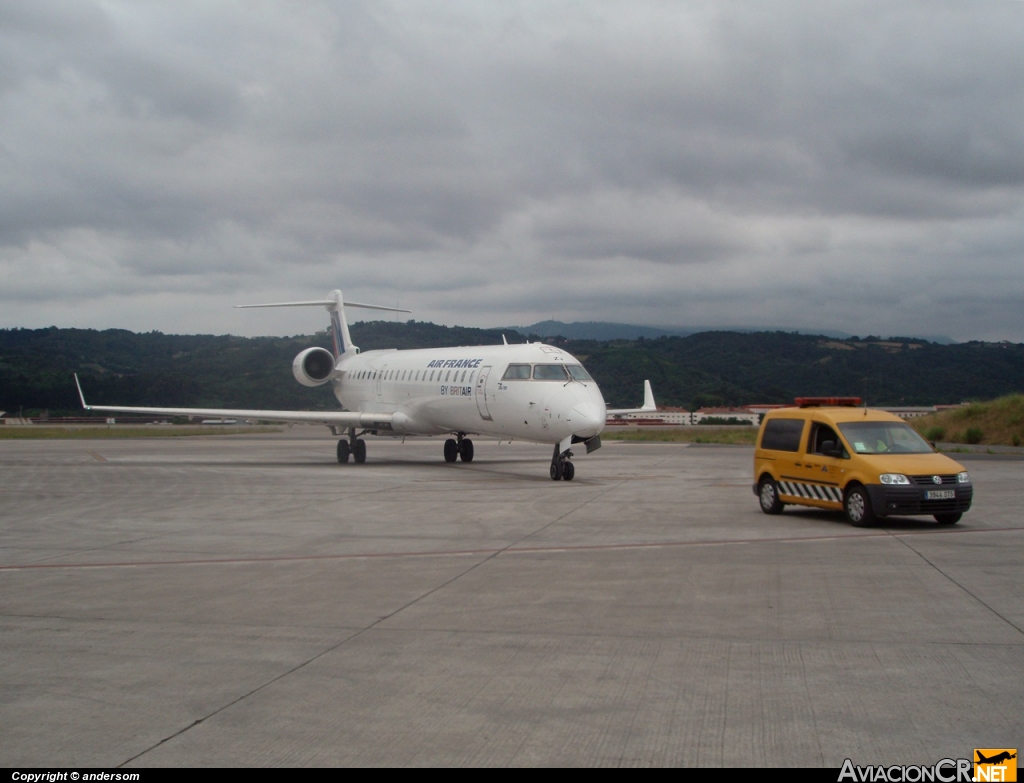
[236, 290, 410, 358]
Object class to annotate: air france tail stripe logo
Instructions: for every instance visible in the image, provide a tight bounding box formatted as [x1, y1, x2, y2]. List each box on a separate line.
[780, 480, 842, 503]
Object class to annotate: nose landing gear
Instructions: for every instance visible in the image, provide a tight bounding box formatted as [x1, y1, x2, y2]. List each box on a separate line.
[550, 444, 575, 481]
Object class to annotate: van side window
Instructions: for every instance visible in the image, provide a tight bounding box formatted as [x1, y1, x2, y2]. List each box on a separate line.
[810, 423, 846, 457]
[761, 419, 804, 452]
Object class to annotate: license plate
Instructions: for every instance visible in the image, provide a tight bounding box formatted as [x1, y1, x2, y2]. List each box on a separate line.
[926, 489, 955, 500]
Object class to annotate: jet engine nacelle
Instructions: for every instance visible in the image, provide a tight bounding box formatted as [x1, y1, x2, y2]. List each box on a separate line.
[293, 347, 336, 387]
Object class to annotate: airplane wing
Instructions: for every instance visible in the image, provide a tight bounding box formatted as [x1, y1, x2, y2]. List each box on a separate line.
[74, 375, 394, 429]
[606, 379, 657, 416]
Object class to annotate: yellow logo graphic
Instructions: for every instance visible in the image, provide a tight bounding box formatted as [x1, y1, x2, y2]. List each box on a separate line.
[974, 749, 1017, 782]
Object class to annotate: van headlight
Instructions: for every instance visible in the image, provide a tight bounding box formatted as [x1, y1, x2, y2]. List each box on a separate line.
[879, 473, 910, 485]
[957, 471, 971, 484]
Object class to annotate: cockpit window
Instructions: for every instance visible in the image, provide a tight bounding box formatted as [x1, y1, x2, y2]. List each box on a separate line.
[533, 364, 569, 381]
[566, 364, 593, 381]
[502, 364, 531, 380]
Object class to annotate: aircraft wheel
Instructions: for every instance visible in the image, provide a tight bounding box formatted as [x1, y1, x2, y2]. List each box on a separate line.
[459, 439, 474, 463]
[337, 439, 350, 464]
[758, 477, 784, 515]
[353, 439, 367, 464]
[444, 438, 458, 463]
[844, 485, 875, 527]
[550, 462, 562, 481]
[935, 513, 962, 525]
[561, 460, 575, 481]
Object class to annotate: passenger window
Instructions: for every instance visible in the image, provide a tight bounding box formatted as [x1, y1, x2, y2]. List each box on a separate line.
[502, 364, 531, 380]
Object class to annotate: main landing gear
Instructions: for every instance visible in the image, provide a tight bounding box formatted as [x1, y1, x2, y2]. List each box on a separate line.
[444, 433, 474, 463]
[550, 444, 575, 481]
[336, 428, 367, 464]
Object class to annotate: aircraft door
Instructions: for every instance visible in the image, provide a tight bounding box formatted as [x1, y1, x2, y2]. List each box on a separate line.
[475, 365, 493, 421]
[376, 363, 388, 400]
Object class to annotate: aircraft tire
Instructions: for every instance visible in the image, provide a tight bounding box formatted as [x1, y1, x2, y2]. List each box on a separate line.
[459, 439, 474, 463]
[550, 462, 562, 481]
[562, 460, 575, 481]
[935, 513, 962, 525]
[758, 477, 784, 515]
[444, 438, 458, 463]
[844, 485, 875, 527]
[353, 439, 367, 464]
[337, 440, 350, 464]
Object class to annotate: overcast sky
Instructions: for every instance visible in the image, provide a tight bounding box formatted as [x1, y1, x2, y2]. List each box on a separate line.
[2, 0, 1023, 342]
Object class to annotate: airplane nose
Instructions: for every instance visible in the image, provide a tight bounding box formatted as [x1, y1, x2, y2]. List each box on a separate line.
[570, 399, 606, 438]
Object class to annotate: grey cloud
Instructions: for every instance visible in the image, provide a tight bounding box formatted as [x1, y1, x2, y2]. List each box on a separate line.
[1, 0, 1023, 341]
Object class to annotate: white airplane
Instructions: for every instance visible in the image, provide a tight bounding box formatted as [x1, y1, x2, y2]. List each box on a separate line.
[75, 290, 656, 480]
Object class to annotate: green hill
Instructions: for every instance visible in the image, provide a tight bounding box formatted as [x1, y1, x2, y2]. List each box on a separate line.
[2, 324, 1022, 414]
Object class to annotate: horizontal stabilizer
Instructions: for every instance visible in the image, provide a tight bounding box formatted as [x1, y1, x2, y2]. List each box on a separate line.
[234, 289, 410, 358]
[235, 300, 410, 313]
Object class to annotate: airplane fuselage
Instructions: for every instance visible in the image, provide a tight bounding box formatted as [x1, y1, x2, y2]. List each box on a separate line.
[333, 342, 607, 444]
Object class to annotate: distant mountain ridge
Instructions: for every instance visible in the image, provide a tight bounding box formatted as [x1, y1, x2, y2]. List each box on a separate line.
[509, 320, 956, 345]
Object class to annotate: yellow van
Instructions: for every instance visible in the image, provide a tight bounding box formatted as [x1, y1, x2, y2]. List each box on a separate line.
[753, 397, 973, 526]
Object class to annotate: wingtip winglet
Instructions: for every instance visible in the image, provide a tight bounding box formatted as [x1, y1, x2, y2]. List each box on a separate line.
[643, 379, 655, 411]
[73, 373, 90, 410]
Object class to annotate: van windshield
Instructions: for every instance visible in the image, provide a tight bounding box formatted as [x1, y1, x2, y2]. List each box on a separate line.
[837, 422, 933, 455]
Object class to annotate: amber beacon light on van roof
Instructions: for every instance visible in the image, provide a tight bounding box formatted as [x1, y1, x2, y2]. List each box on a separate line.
[794, 397, 863, 407]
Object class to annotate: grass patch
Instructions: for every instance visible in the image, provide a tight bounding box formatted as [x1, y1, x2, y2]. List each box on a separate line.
[602, 426, 758, 445]
[912, 394, 1024, 446]
[0, 426, 284, 439]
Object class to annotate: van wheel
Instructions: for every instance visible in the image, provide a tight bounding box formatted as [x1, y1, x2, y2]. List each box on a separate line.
[758, 478, 784, 515]
[844, 485, 875, 527]
[935, 513, 961, 525]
